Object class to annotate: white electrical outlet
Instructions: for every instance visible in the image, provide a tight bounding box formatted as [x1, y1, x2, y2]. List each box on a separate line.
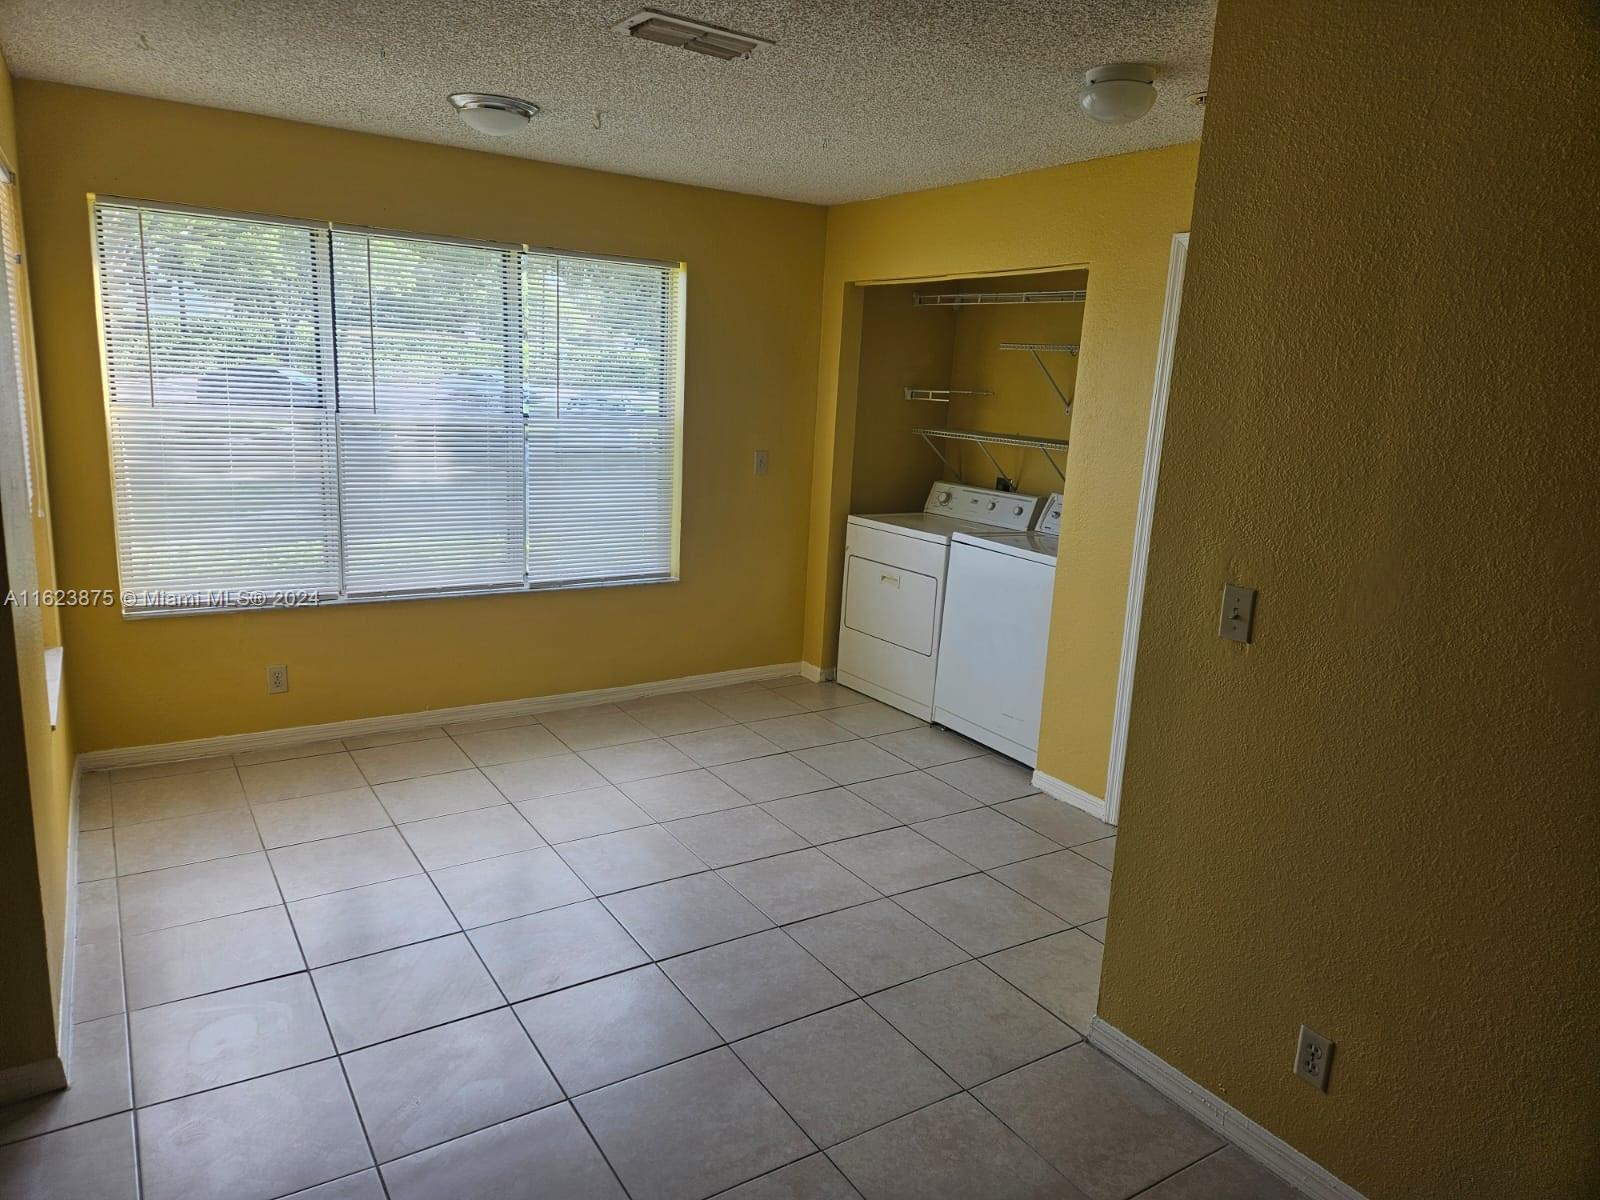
[1295, 1024, 1333, 1091]
[266, 665, 289, 695]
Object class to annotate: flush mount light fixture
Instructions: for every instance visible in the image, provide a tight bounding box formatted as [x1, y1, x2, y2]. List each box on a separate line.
[1078, 63, 1157, 124]
[448, 93, 539, 136]
[612, 9, 772, 60]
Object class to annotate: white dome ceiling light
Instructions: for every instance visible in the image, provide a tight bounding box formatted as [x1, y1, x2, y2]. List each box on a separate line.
[1078, 64, 1157, 124]
[448, 93, 539, 136]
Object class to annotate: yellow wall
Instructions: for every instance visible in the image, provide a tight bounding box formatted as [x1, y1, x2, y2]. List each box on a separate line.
[16, 81, 826, 752]
[848, 282, 953, 515]
[1102, 2, 1600, 1197]
[0, 45, 76, 1073]
[804, 145, 1199, 797]
[0, 526, 58, 1077]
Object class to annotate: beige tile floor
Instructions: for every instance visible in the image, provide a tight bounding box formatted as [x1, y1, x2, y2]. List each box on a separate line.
[0, 676, 1302, 1200]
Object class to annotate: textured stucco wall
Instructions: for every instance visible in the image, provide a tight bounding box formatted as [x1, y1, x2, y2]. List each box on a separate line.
[1102, 2, 1600, 1197]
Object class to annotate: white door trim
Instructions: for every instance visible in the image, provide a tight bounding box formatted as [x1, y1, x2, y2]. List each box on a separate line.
[1103, 232, 1188, 826]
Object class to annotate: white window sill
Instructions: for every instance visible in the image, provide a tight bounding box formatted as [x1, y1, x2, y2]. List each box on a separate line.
[44, 646, 62, 730]
[119, 573, 680, 619]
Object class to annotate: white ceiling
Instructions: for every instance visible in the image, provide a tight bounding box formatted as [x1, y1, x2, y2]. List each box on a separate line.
[0, 1, 1214, 205]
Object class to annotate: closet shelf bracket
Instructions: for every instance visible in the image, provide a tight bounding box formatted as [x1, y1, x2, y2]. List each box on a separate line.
[999, 342, 1078, 416]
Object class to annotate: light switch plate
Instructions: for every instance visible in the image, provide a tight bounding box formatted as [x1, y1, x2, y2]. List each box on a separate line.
[753, 449, 769, 476]
[1219, 584, 1256, 643]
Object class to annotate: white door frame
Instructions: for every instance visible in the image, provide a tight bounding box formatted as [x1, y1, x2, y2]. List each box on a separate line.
[1102, 232, 1188, 826]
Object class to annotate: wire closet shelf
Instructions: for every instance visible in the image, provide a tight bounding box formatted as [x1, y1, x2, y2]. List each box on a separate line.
[904, 287, 1082, 487]
[911, 288, 1087, 307]
[902, 388, 993, 402]
[914, 426, 1070, 488]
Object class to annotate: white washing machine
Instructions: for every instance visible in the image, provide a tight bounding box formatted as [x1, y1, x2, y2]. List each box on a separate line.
[932, 494, 1063, 765]
[837, 483, 1042, 719]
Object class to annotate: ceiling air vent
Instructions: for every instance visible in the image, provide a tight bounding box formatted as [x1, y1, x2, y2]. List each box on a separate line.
[613, 9, 773, 60]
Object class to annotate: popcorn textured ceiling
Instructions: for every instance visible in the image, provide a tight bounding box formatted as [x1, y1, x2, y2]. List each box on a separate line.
[0, 1, 1214, 204]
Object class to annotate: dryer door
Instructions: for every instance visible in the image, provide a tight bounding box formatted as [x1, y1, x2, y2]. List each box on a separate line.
[836, 526, 950, 719]
[843, 555, 939, 654]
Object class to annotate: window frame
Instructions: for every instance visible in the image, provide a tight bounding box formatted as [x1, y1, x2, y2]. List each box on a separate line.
[89, 195, 686, 619]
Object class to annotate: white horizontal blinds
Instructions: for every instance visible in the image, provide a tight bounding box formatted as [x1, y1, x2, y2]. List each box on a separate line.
[93, 198, 683, 614]
[332, 231, 525, 595]
[525, 254, 680, 586]
[93, 203, 340, 607]
[0, 173, 34, 512]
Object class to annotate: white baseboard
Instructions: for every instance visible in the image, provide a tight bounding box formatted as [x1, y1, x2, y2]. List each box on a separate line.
[1088, 1018, 1366, 1200]
[79, 661, 805, 770]
[801, 662, 836, 683]
[1031, 768, 1111, 824]
[55, 759, 82, 1085]
[0, 1056, 67, 1108]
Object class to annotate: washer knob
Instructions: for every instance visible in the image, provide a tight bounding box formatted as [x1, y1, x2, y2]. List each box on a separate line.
[937, 490, 952, 504]
[986, 500, 997, 510]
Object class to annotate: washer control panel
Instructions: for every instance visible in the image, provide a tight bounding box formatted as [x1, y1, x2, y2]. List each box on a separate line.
[924, 482, 1041, 531]
[1035, 494, 1064, 536]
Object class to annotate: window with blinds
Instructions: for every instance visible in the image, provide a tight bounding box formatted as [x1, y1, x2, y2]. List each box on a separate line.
[91, 199, 684, 615]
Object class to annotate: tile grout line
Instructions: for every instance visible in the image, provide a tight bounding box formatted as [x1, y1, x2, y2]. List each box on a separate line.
[48, 980, 1089, 1200]
[446, 888, 640, 1200]
[45, 873, 1097, 1090]
[589, 869, 977, 1187]
[273, 1167, 385, 1200]
[246, 791, 393, 1200]
[97, 692, 881, 786]
[801, 1035, 1112, 1196]
[650, 969, 827, 1177]
[118, 979, 1107, 1196]
[702, 1149, 866, 1200]
[102, 721, 1058, 854]
[963, 1043, 1222, 1199]
[103, 885, 1074, 1128]
[1122, 1144, 1235, 1198]
[403, 820, 1082, 931]
[97, 781, 1093, 962]
[227, 849, 1073, 1020]
[64, 691, 1089, 1198]
[117, 821, 141, 1200]
[458, 795, 1084, 993]
[135, 761, 240, 1192]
